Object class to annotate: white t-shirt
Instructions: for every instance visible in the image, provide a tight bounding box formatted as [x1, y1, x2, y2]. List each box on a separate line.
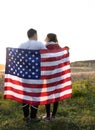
[19, 40, 46, 50]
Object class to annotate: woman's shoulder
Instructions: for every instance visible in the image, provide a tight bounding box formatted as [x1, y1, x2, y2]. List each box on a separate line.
[46, 42, 61, 50]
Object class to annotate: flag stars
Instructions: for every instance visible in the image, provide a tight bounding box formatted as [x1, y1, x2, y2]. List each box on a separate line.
[18, 68, 20, 71]
[28, 51, 31, 54]
[15, 69, 17, 72]
[35, 63, 38, 66]
[16, 50, 18, 53]
[13, 60, 16, 64]
[28, 75, 31, 78]
[36, 57, 39, 60]
[32, 72, 35, 75]
[23, 68, 25, 71]
[20, 71, 23, 74]
[35, 51, 38, 54]
[36, 69, 38, 72]
[26, 66, 28, 68]
[9, 51, 12, 56]
[17, 73, 20, 76]
[11, 56, 14, 60]
[8, 48, 11, 51]
[28, 63, 31, 66]
[20, 59, 22, 62]
[17, 56, 20, 58]
[32, 54, 35, 57]
[32, 66, 35, 69]
[25, 54, 28, 57]
[6, 48, 40, 79]
[25, 72, 28, 74]
[29, 69, 31, 72]
[13, 66, 15, 69]
[16, 64, 18, 67]
[19, 53, 22, 56]
[22, 56, 24, 59]
[21, 50, 24, 53]
[20, 65, 22, 68]
[17, 61, 20, 64]
[32, 60, 35, 63]
[11, 68, 13, 71]
[25, 59, 28, 62]
[29, 57, 32, 60]
[8, 64, 11, 67]
[13, 72, 16, 74]
[22, 74, 25, 77]
[22, 62, 25, 65]
[35, 75, 38, 78]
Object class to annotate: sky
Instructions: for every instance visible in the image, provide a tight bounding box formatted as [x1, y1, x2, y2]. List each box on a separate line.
[0, 0, 95, 64]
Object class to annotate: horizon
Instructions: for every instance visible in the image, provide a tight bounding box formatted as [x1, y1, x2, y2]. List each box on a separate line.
[0, 59, 95, 72]
[0, 59, 95, 66]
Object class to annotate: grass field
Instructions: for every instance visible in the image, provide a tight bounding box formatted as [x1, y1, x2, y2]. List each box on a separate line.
[0, 69, 95, 130]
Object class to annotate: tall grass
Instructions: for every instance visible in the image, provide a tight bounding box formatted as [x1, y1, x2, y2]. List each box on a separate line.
[0, 72, 95, 130]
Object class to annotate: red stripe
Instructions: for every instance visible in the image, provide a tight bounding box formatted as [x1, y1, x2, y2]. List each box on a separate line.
[41, 61, 70, 71]
[41, 53, 69, 62]
[40, 47, 68, 54]
[4, 47, 72, 105]
[4, 93, 72, 105]
[41, 69, 71, 79]
[5, 76, 71, 88]
[4, 85, 71, 97]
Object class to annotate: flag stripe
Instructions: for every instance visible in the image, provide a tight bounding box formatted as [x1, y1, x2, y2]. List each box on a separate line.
[5, 71, 71, 85]
[41, 61, 70, 71]
[4, 93, 72, 105]
[4, 77, 71, 91]
[41, 65, 70, 76]
[41, 57, 69, 66]
[4, 47, 72, 105]
[40, 48, 68, 56]
[4, 89, 72, 102]
[4, 85, 71, 97]
[41, 69, 71, 79]
[41, 53, 69, 62]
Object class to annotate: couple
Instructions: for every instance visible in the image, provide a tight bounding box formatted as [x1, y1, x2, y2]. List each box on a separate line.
[19, 28, 64, 122]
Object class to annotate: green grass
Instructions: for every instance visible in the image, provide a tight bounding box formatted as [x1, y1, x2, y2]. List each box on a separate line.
[0, 76, 95, 130]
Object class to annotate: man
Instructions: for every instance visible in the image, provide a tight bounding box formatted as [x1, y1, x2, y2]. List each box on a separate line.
[19, 28, 46, 122]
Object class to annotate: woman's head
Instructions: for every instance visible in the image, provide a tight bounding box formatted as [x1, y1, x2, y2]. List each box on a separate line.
[45, 33, 58, 43]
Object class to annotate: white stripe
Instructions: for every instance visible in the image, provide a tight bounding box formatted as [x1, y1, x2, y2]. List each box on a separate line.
[41, 57, 69, 66]
[4, 89, 72, 102]
[5, 72, 71, 84]
[41, 50, 68, 58]
[4, 80, 72, 93]
[41, 64, 70, 75]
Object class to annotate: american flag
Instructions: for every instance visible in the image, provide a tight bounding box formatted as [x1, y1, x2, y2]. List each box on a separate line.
[4, 47, 72, 105]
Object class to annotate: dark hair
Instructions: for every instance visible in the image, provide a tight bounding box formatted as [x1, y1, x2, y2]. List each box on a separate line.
[47, 33, 58, 42]
[27, 28, 37, 38]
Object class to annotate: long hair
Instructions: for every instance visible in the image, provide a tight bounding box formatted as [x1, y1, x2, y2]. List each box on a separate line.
[47, 33, 58, 42]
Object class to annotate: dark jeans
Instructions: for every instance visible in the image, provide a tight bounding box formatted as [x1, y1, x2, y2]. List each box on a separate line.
[22, 104, 38, 118]
[45, 102, 58, 117]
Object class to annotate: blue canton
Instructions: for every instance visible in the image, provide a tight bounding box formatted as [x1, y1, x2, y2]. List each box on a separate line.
[5, 48, 41, 79]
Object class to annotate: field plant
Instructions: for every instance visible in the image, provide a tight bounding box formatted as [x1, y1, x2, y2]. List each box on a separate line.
[0, 70, 95, 130]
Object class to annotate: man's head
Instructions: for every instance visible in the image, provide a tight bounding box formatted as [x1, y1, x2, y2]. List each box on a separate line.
[27, 28, 37, 40]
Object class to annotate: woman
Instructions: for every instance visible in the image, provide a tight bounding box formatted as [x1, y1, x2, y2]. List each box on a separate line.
[43, 33, 61, 121]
